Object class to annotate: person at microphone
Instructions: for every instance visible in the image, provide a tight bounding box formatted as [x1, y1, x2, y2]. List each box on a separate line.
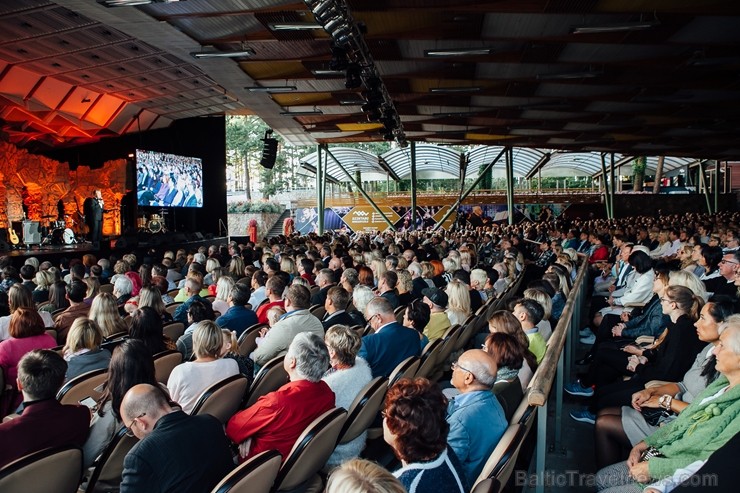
[84, 190, 105, 247]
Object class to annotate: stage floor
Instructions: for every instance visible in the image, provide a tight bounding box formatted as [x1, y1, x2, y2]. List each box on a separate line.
[2, 235, 229, 267]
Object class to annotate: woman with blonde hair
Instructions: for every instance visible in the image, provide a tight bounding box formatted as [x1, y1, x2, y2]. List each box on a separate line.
[203, 258, 221, 287]
[420, 262, 436, 289]
[212, 276, 234, 316]
[668, 269, 709, 303]
[138, 286, 173, 323]
[166, 320, 240, 413]
[678, 244, 699, 272]
[89, 292, 127, 339]
[62, 317, 110, 381]
[326, 458, 405, 493]
[83, 277, 100, 304]
[445, 279, 471, 326]
[32, 269, 54, 304]
[370, 259, 387, 288]
[280, 257, 298, 280]
[110, 260, 130, 286]
[228, 256, 245, 280]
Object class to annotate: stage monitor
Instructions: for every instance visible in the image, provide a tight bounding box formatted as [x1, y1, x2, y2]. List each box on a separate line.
[135, 149, 203, 208]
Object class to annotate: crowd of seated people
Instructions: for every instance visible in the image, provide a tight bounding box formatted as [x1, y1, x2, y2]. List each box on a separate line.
[0, 209, 738, 491]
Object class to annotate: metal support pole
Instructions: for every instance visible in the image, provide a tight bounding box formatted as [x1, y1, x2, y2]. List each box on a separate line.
[433, 147, 507, 231]
[535, 400, 548, 493]
[714, 161, 719, 214]
[609, 153, 616, 219]
[698, 161, 712, 213]
[324, 146, 396, 231]
[411, 142, 418, 228]
[600, 154, 611, 219]
[506, 147, 514, 225]
[316, 145, 325, 235]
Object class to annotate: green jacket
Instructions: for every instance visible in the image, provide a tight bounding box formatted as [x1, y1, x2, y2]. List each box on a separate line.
[645, 376, 740, 479]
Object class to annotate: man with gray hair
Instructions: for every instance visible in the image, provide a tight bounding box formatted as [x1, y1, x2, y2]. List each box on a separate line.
[358, 297, 421, 378]
[227, 332, 335, 463]
[311, 268, 337, 306]
[447, 349, 507, 482]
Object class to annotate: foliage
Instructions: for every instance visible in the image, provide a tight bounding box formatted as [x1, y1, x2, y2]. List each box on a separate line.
[226, 201, 282, 214]
[632, 156, 647, 192]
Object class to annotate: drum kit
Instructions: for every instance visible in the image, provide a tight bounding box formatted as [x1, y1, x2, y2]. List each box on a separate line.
[138, 209, 168, 234]
[40, 216, 82, 246]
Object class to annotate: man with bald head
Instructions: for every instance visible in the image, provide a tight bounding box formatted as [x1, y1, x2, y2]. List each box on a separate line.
[119, 384, 233, 493]
[446, 349, 507, 482]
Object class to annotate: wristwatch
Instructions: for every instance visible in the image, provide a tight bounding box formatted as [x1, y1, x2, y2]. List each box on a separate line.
[658, 394, 673, 411]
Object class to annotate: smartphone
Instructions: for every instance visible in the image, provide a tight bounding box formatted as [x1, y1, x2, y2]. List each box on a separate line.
[79, 396, 97, 409]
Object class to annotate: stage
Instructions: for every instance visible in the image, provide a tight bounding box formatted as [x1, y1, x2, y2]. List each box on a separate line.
[1, 233, 229, 267]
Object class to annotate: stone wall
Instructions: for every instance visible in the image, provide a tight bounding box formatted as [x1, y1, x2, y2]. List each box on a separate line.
[0, 141, 129, 235]
[227, 212, 282, 241]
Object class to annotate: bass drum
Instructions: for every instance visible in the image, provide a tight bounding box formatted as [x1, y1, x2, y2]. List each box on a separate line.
[148, 219, 162, 234]
[50, 228, 64, 245]
[62, 228, 76, 244]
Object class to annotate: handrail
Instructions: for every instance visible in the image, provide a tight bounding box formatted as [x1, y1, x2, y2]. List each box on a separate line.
[527, 256, 589, 406]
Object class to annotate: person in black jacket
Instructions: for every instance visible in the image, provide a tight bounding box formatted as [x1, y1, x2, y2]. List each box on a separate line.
[322, 286, 354, 329]
[120, 384, 234, 493]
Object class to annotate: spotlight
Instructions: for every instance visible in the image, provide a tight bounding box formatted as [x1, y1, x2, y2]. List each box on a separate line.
[329, 44, 348, 71]
[345, 63, 362, 89]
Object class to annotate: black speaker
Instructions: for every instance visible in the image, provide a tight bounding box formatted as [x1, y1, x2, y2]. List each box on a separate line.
[172, 233, 188, 243]
[260, 138, 278, 169]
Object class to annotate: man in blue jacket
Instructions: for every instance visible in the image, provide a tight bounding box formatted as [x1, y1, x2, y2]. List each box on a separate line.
[446, 349, 507, 483]
[358, 297, 420, 378]
[215, 283, 257, 337]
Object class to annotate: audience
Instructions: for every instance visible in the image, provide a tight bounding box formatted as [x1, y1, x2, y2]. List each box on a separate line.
[54, 280, 91, 343]
[62, 317, 110, 381]
[359, 297, 421, 378]
[214, 283, 257, 336]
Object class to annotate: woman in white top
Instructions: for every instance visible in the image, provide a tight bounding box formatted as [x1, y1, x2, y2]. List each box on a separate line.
[322, 324, 373, 466]
[0, 284, 53, 341]
[167, 320, 239, 413]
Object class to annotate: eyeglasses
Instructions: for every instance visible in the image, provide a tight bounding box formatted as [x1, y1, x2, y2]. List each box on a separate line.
[123, 413, 146, 437]
[720, 259, 739, 265]
[451, 360, 474, 375]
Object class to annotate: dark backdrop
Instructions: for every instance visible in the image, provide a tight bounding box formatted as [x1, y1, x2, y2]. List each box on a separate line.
[40, 116, 227, 236]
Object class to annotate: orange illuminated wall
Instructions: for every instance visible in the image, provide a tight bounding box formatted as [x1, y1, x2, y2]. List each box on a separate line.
[0, 141, 129, 236]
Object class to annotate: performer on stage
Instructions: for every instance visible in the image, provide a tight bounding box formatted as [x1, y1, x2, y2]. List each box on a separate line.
[84, 190, 105, 246]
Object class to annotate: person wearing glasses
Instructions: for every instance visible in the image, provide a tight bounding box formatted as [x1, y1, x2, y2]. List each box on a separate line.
[446, 349, 507, 483]
[119, 383, 234, 493]
[0, 349, 89, 469]
[358, 297, 421, 378]
[712, 251, 740, 300]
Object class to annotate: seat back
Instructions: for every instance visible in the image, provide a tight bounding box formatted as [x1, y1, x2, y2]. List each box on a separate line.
[167, 289, 181, 298]
[388, 356, 421, 388]
[238, 324, 268, 357]
[273, 408, 347, 492]
[414, 339, 444, 380]
[164, 302, 181, 315]
[435, 325, 461, 365]
[191, 374, 250, 424]
[309, 285, 320, 296]
[153, 350, 183, 384]
[308, 304, 326, 320]
[163, 322, 185, 341]
[245, 356, 288, 408]
[338, 377, 387, 445]
[56, 368, 108, 406]
[394, 305, 406, 324]
[210, 450, 282, 493]
[99, 284, 114, 294]
[85, 427, 138, 492]
[455, 316, 480, 351]
[0, 445, 82, 493]
[472, 424, 522, 491]
[494, 378, 524, 423]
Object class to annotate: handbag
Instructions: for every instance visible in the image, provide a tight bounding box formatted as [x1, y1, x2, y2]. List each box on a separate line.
[641, 407, 671, 426]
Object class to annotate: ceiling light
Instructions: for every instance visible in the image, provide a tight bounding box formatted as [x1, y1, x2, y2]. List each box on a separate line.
[190, 48, 255, 59]
[424, 48, 493, 57]
[571, 20, 660, 34]
[430, 87, 482, 93]
[245, 86, 298, 92]
[269, 22, 322, 31]
[312, 69, 345, 77]
[280, 108, 324, 116]
[536, 70, 602, 80]
[339, 98, 366, 106]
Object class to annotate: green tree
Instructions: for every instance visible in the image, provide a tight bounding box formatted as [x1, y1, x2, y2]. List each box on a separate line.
[226, 115, 269, 200]
[632, 156, 647, 192]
